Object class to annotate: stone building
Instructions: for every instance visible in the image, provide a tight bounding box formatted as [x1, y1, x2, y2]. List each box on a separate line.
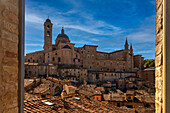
[25, 18, 144, 83]
[137, 67, 155, 85]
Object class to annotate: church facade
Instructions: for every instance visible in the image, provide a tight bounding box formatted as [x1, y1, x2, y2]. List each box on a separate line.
[25, 18, 144, 83]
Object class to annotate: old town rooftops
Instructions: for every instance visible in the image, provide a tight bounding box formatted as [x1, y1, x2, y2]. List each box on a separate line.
[24, 94, 133, 113]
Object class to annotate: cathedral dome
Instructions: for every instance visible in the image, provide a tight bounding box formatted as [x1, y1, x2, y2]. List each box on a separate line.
[56, 27, 69, 40]
[55, 27, 70, 45]
[57, 33, 69, 39]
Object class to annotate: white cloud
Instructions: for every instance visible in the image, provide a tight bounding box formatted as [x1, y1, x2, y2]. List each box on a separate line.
[25, 14, 44, 24]
[127, 15, 156, 43]
[127, 31, 155, 42]
[25, 2, 122, 36]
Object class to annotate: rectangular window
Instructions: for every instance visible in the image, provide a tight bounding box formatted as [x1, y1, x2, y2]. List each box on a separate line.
[58, 57, 61, 62]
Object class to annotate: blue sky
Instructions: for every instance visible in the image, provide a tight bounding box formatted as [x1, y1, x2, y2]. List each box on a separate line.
[25, 0, 156, 59]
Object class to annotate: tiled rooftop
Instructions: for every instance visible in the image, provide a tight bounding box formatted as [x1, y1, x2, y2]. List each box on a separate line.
[24, 93, 133, 113]
[24, 78, 155, 112]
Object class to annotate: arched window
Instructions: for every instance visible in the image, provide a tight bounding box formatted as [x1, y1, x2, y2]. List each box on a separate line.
[47, 31, 50, 36]
[47, 25, 50, 30]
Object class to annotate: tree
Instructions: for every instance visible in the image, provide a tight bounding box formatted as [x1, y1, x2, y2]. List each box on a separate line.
[144, 59, 155, 68]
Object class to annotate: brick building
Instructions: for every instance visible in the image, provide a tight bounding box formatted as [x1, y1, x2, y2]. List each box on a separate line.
[25, 18, 144, 83]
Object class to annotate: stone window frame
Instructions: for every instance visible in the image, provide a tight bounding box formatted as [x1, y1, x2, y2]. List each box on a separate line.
[15, 0, 170, 112]
[18, 0, 25, 112]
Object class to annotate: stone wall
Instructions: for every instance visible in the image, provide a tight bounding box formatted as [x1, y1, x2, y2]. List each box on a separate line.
[0, 0, 19, 112]
[155, 0, 163, 112]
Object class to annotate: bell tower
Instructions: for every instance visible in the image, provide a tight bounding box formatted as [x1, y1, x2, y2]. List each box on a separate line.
[43, 18, 53, 53]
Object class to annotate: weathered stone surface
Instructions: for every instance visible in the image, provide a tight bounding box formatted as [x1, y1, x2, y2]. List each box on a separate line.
[4, 2, 18, 16]
[4, 50, 18, 58]
[155, 41, 162, 56]
[158, 78, 163, 90]
[2, 9, 18, 24]
[2, 39, 18, 53]
[2, 72, 18, 84]
[155, 66, 162, 77]
[0, 0, 19, 112]
[155, 54, 162, 67]
[1, 30, 18, 43]
[155, 0, 163, 112]
[0, 84, 6, 97]
[156, 0, 163, 10]
[3, 0, 18, 7]
[2, 65, 18, 75]
[156, 30, 163, 45]
[3, 20, 18, 35]
[3, 107, 18, 113]
[2, 57, 18, 66]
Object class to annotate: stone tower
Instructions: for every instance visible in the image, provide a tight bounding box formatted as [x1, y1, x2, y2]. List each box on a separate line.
[124, 37, 129, 50]
[43, 18, 53, 53]
[124, 38, 129, 71]
[130, 43, 134, 71]
[130, 43, 133, 54]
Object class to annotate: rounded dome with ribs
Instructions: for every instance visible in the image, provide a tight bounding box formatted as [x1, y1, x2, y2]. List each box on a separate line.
[55, 27, 70, 45]
[57, 27, 69, 39]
